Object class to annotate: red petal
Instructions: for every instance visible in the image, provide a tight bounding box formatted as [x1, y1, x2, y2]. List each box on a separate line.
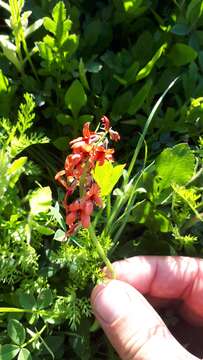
[81, 213, 90, 228]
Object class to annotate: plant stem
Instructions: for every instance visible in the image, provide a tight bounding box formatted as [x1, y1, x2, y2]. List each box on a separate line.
[88, 224, 116, 278]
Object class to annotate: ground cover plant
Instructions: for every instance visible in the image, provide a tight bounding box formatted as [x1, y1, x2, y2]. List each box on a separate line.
[1, 0, 203, 359]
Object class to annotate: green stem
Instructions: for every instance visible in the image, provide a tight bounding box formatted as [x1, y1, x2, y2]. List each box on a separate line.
[22, 38, 39, 81]
[88, 224, 116, 278]
[22, 324, 47, 348]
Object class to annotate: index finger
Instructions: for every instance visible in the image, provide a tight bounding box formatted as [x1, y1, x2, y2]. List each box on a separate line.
[109, 256, 203, 325]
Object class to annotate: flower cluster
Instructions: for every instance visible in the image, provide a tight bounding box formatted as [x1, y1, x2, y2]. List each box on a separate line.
[55, 116, 120, 236]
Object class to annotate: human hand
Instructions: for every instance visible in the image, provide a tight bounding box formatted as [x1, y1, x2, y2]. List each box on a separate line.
[91, 256, 203, 360]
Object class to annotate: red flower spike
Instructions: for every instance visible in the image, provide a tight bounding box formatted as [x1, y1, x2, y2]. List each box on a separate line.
[55, 116, 119, 237]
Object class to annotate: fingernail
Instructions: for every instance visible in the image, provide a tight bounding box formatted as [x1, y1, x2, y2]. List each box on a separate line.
[92, 281, 130, 325]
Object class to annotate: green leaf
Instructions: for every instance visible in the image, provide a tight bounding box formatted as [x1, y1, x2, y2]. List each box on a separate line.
[0, 36, 22, 73]
[79, 114, 94, 126]
[52, 1, 67, 23]
[136, 43, 167, 81]
[168, 43, 197, 66]
[56, 114, 73, 125]
[18, 293, 36, 310]
[37, 289, 53, 309]
[155, 144, 195, 190]
[17, 349, 31, 360]
[29, 186, 52, 215]
[128, 79, 152, 115]
[37, 42, 53, 62]
[171, 24, 190, 36]
[0, 344, 19, 360]
[8, 319, 26, 346]
[54, 229, 66, 241]
[93, 161, 125, 197]
[25, 18, 44, 38]
[50, 202, 66, 231]
[7, 157, 27, 187]
[186, 0, 203, 24]
[43, 17, 56, 34]
[53, 136, 69, 150]
[65, 79, 87, 118]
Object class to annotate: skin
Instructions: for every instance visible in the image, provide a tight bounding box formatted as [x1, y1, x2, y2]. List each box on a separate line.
[91, 256, 203, 360]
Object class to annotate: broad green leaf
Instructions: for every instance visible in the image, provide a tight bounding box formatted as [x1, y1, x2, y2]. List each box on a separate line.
[168, 43, 197, 66]
[19, 293, 36, 310]
[29, 186, 52, 215]
[43, 17, 56, 34]
[37, 42, 53, 62]
[128, 79, 152, 115]
[8, 319, 26, 345]
[54, 229, 66, 241]
[37, 289, 53, 309]
[56, 114, 73, 125]
[65, 79, 87, 118]
[0, 344, 19, 360]
[186, 0, 203, 24]
[17, 349, 31, 360]
[171, 24, 190, 36]
[52, 1, 67, 23]
[33, 222, 54, 235]
[136, 43, 167, 81]
[93, 161, 125, 197]
[79, 114, 94, 126]
[7, 157, 27, 187]
[53, 136, 69, 150]
[155, 144, 195, 190]
[61, 34, 79, 55]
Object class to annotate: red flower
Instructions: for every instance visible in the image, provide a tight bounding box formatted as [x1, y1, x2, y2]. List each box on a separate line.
[55, 116, 120, 237]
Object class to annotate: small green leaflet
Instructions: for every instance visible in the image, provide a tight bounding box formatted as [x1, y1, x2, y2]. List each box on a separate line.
[93, 161, 125, 197]
[29, 186, 52, 215]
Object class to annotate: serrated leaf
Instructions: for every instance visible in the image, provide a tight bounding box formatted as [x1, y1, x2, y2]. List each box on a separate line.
[136, 43, 167, 81]
[8, 319, 26, 346]
[168, 43, 197, 66]
[65, 79, 87, 118]
[93, 161, 125, 197]
[155, 144, 195, 190]
[17, 348, 31, 360]
[0, 344, 19, 360]
[29, 186, 52, 215]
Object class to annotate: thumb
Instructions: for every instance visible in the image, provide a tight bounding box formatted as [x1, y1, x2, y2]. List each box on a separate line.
[91, 280, 199, 360]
